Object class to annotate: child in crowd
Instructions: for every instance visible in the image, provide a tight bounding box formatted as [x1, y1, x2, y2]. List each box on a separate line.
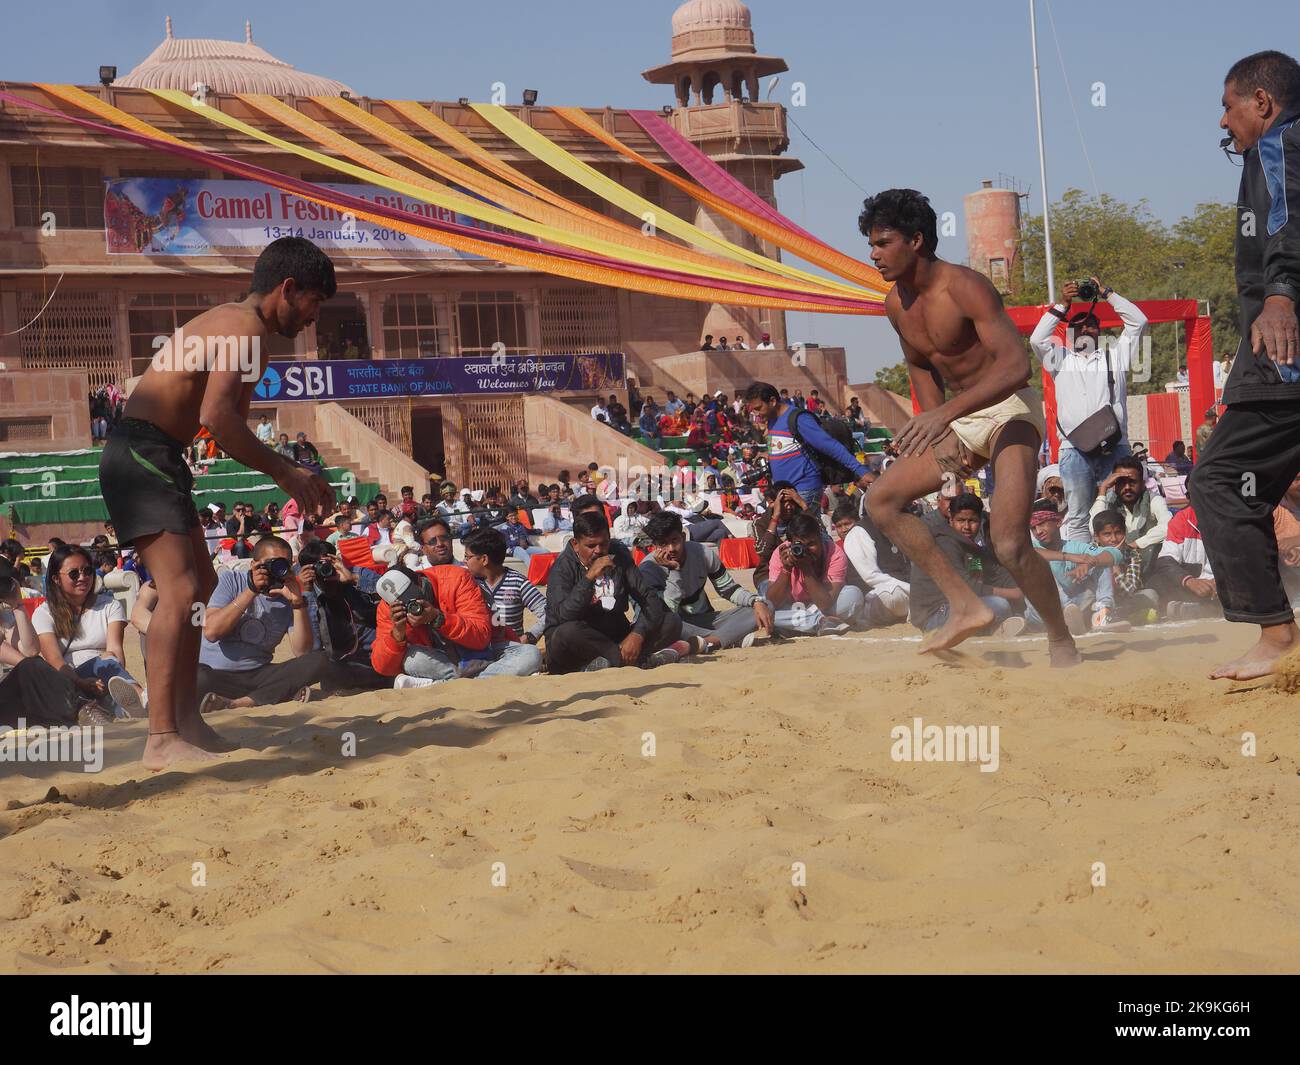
[1093, 509, 1160, 624]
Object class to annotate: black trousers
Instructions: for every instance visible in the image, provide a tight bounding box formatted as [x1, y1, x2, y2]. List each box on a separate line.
[1188, 401, 1300, 626]
[0, 657, 80, 727]
[196, 650, 340, 706]
[546, 612, 683, 675]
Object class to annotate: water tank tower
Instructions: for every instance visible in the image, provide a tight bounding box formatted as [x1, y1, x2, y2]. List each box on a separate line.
[964, 179, 1022, 295]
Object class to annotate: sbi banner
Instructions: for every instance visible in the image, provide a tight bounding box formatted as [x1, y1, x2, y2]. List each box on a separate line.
[253, 355, 626, 402]
[104, 177, 508, 258]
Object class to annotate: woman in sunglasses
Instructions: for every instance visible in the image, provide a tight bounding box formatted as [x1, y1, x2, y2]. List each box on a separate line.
[31, 544, 146, 720]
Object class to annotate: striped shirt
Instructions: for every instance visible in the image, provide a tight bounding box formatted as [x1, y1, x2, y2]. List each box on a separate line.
[477, 569, 547, 641]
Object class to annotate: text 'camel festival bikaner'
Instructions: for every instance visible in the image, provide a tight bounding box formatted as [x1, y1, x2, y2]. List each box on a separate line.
[0, 0, 1296, 1037]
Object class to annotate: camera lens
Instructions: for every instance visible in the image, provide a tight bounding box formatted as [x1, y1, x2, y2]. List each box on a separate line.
[406, 599, 426, 617]
[789, 541, 806, 558]
[264, 557, 291, 581]
[316, 561, 335, 580]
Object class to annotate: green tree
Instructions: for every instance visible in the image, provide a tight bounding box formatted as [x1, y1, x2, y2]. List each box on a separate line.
[874, 360, 911, 397]
[1016, 190, 1239, 394]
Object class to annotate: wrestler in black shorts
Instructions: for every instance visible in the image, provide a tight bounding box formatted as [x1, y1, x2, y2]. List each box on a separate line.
[99, 417, 201, 545]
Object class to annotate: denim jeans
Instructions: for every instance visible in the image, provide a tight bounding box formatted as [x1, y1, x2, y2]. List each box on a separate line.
[74, 656, 140, 719]
[403, 640, 541, 682]
[1024, 566, 1115, 630]
[773, 585, 866, 634]
[923, 595, 1012, 633]
[1058, 442, 1131, 542]
[510, 545, 549, 562]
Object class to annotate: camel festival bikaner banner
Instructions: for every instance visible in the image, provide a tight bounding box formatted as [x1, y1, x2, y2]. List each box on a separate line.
[103, 177, 512, 259]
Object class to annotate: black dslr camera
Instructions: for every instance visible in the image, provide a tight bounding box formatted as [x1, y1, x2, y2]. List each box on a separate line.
[248, 555, 292, 593]
[1075, 279, 1100, 302]
[313, 559, 337, 582]
[788, 540, 808, 559]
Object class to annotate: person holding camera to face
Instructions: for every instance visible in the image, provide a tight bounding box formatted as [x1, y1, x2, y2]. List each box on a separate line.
[1030, 275, 1149, 542]
[197, 536, 338, 712]
[765, 512, 866, 636]
[296, 540, 390, 692]
[371, 561, 526, 688]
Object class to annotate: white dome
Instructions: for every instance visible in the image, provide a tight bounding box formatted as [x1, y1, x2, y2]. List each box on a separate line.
[671, 0, 752, 35]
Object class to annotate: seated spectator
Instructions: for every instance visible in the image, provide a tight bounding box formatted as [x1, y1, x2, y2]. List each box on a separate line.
[225, 502, 259, 559]
[639, 402, 662, 441]
[541, 501, 573, 534]
[0, 538, 23, 570]
[700, 334, 715, 352]
[544, 511, 685, 673]
[396, 485, 421, 525]
[197, 536, 339, 711]
[1089, 457, 1171, 573]
[831, 499, 910, 627]
[664, 497, 729, 545]
[756, 333, 775, 350]
[733, 335, 749, 351]
[461, 528, 547, 665]
[766, 512, 866, 636]
[640, 511, 771, 650]
[403, 517, 457, 570]
[1094, 509, 1160, 623]
[292, 432, 323, 469]
[501, 509, 546, 560]
[1273, 471, 1300, 608]
[1149, 506, 1220, 620]
[419, 493, 438, 519]
[664, 391, 685, 417]
[274, 432, 296, 460]
[1163, 440, 1193, 477]
[908, 494, 1024, 637]
[327, 515, 362, 547]
[612, 501, 646, 546]
[1, 566, 91, 727]
[297, 540, 390, 692]
[371, 560, 537, 687]
[93, 548, 119, 579]
[1028, 499, 1128, 633]
[480, 486, 511, 528]
[510, 480, 540, 511]
[32, 545, 146, 719]
[753, 482, 805, 586]
[366, 509, 396, 548]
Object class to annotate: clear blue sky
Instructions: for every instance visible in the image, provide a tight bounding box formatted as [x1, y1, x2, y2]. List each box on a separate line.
[1, 0, 1278, 381]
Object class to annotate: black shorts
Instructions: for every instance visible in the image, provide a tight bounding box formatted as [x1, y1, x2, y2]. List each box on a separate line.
[99, 417, 200, 546]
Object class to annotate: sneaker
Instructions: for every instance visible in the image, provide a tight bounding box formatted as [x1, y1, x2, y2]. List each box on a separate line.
[1062, 603, 1088, 636]
[996, 616, 1027, 638]
[582, 657, 613, 672]
[393, 674, 438, 689]
[740, 631, 761, 649]
[107, 676, 145, 719]
[641, 648, 681, 669]
[1091, 606, 1132, 633]
[817, 619, 851, 636]
[77, 702, 114, 727]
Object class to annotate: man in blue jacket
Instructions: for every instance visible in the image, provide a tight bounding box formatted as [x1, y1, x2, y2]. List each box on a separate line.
[1193, 50, 1300, 681]
[744, 381, 873, 510]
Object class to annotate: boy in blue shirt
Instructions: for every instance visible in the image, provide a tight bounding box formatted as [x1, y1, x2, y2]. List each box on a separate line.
[1027, 501, 1130, 633]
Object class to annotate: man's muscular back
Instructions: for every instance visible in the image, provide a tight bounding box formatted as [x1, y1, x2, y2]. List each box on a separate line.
[126, 302, 268, 442]
[886, 261, 1020, 394]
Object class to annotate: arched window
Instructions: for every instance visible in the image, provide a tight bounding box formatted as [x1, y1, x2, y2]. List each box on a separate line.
[701, 71, 722, 105]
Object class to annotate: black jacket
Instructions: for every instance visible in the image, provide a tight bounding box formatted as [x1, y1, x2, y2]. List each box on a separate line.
[1225, 104, 1300, 405]
[544, 539, 667, 642]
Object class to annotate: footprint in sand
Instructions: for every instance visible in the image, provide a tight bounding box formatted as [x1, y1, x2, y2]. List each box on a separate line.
[561, 856, 656, 892]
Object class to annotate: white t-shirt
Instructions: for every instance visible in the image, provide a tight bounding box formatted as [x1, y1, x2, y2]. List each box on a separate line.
[32, 591, 125, 667]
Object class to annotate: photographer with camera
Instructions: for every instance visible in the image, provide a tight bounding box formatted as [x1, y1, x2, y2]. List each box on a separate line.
[197, 535, 337, 711]
[765, 512, 865, 636]
[296, 540, 390, 692]
[1030, 275, 1148, 541]
[371, 561, 522, 687]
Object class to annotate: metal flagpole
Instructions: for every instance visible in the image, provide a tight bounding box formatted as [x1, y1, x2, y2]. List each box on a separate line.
[1030, 0, 1056, 302]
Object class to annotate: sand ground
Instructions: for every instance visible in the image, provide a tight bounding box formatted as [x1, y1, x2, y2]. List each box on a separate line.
[1, 616, 1297, 974]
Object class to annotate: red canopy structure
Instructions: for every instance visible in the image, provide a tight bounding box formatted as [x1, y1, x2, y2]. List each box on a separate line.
[909, 299, 1215, 463]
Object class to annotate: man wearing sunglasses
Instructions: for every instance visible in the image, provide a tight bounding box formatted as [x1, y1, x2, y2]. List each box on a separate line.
[1030, 276, 1148, 543]
[1088, 457, 1171, 577]
[1193, 50, 1300, 681]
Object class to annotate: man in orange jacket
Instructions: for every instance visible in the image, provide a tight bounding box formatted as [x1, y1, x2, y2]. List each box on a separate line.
[371, 564, 540, 688]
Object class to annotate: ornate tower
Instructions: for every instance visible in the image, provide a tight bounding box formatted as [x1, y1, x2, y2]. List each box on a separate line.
[642, 0, 802, 348]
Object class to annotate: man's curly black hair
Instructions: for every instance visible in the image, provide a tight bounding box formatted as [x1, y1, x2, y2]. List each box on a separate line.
[858, 188, 938, 254]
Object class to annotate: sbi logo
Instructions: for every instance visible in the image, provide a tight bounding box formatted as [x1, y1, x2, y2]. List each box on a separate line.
[254, 366, 282, 400]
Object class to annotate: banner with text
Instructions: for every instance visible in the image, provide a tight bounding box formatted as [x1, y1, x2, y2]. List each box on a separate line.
[252, 355, 626, 402]
[104, 177, 511, 258]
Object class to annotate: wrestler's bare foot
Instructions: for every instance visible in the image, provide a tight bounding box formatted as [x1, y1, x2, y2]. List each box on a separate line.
[142, 732, 222, 772]
[1210, 626, 1298, 681]
[1048, 635, 1082, 668]
[921, 601, 995, 655]
[185, 717, 240, 753]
